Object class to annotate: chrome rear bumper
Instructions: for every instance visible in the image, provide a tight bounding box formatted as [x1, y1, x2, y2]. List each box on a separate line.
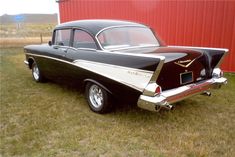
[137, 77, 227, 112]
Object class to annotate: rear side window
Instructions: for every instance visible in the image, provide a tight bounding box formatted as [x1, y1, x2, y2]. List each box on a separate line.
[73, 30, 97, 49]
[54, 29, 71, 46]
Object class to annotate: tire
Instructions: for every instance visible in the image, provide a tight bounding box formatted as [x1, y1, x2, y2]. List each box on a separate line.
[85, 83, 112, 113]
[31, 62, 44, 82]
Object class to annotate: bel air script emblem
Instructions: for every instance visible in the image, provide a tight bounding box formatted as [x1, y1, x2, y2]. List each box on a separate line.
[174, 59, 196, 68]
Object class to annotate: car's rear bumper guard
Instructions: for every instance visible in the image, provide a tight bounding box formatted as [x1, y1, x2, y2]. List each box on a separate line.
[137, 77, 227, 112]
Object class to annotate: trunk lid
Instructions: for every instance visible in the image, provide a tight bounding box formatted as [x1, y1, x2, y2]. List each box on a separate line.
[119, 46, 213, 90]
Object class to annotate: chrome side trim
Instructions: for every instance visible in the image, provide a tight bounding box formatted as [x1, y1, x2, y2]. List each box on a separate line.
[51, 44, 167, 60]
[168, 45, 229, 52]
[101, 50, 166, 59]
[103, 45, 159, 51]
[52, 44, 166, 60]
[25, 53, 154, 91]
[53, 45, 97, 51]
[149, 56, 165, 83]
[76, 47, 97, 51]
[26, 53, 73, 65]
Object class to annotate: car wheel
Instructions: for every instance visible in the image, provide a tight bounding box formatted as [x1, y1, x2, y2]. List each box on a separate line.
[31, 62, 44, 82]
[85, 83, 112, 113]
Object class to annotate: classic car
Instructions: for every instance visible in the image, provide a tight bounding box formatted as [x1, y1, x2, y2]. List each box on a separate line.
[24, 19, 228, 113]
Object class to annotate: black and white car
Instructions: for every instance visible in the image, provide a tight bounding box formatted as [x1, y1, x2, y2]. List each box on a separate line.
[24, 20, 228, 113]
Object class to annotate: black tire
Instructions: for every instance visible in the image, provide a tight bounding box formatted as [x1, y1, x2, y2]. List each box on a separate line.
[85, 82, 112, 113]
[31, 62, 44, 82]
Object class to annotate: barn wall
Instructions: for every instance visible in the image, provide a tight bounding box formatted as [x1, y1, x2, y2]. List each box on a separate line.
[59, 0, 235, 72]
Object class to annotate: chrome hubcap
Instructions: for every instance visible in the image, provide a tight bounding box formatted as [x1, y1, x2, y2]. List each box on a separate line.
[89, 85, 104, 108]
[33, 64, 39, 80]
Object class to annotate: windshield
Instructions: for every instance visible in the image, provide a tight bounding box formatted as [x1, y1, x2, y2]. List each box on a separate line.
[97, 26, 160, 50]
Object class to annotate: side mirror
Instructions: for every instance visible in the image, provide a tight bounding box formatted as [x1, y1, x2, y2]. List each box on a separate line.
[48, 41, 52, 46]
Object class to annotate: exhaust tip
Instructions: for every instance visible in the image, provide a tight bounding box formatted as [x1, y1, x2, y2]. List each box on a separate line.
[202, 91, 211, 96]
[166, 104, 174, 110]
[169, 105, 174, 110]
[155, 103, 174, 111]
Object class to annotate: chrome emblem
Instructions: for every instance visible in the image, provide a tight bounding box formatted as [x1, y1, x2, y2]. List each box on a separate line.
[174, 59, 196, 68]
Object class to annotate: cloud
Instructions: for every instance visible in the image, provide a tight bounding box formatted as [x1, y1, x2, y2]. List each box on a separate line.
[0, 0, 58, 15]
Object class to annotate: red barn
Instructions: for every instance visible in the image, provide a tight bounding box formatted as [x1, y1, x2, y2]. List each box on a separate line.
[58, 0, 235, 72]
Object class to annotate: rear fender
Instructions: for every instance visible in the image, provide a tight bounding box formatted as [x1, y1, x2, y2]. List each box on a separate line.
[84, 79, 113, 95]
[142, 56, 165, 96]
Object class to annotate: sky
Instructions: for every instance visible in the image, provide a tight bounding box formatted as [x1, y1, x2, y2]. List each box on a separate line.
[0, 0, 58, 16]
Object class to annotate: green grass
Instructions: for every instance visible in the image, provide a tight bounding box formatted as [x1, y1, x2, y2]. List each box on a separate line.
[0, 48, 235, 157]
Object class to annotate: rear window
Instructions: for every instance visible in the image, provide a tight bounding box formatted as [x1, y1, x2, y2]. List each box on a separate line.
[97, 26, 159, 50]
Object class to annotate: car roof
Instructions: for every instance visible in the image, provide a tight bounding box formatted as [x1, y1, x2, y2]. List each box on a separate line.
[55, 19, 147, 36]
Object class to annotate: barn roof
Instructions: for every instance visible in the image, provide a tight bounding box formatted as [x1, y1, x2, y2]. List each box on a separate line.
[55, 19, 146, 36]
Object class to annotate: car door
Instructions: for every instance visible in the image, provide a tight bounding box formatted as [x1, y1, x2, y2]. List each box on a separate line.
[42, 28, 72, 79]
[64, 29, 98, 81]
